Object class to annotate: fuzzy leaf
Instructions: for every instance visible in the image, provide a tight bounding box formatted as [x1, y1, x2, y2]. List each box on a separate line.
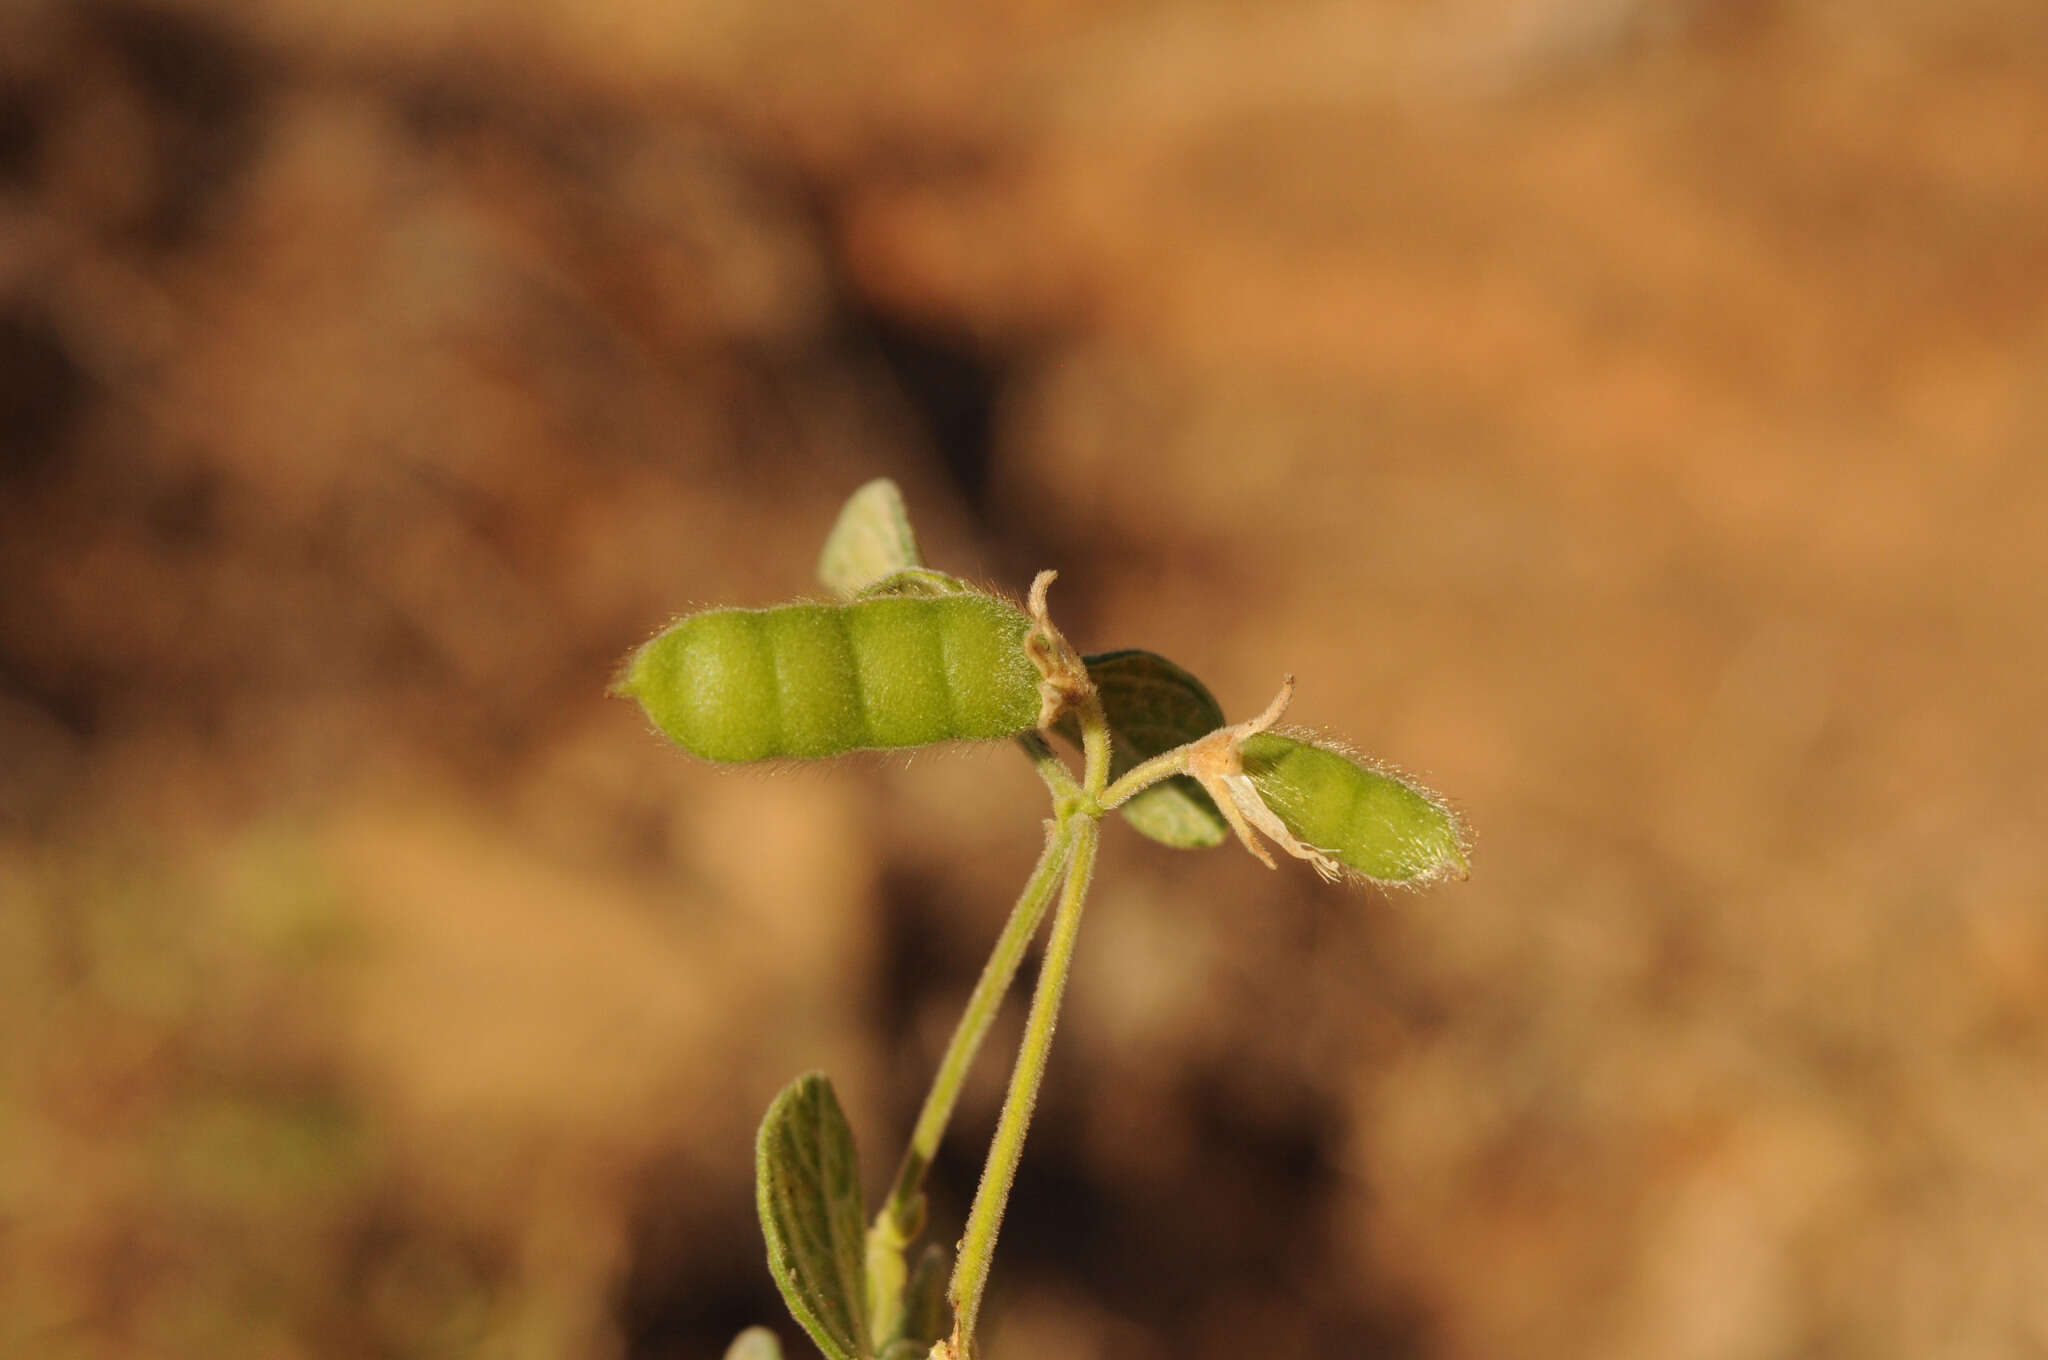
[1059, 650, 1230, 848]
[819, 479, 924, 598]
[757, 1073, 874, 1360]
[900, 1242, 952, 1349]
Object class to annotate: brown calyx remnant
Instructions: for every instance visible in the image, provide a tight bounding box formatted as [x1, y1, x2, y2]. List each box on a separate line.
[1184, 675, 1342, 882]
[1023, 570, 1095, 730]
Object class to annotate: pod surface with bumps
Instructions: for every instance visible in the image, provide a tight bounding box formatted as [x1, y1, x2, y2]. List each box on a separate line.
[618, 594, 1042, 762]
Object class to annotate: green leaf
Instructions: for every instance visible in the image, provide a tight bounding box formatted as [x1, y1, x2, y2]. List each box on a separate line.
[900, 1242, 951, 1349]
[1241, 733, 1469, 885]
[724, 1327, 786, 1360]
[1060, 650, 1230, 849]
[819, 479, 924, 598]
[757, 1073, 874, 1360]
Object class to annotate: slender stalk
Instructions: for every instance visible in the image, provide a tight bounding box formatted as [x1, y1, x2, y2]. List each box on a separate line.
[877, 817, 1078, 1240]
[1014, 731, 1083, 805]
[948, 816, 1100, 1359]
[1098, 744, 1192, 812]
[1075, 691, 1113, 798]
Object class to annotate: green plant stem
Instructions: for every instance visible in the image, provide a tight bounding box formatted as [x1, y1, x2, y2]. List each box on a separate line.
[1076, 692, 1113, 798]
[948, 814, 1100, 1359]
[1015, 731, 1083, 805]
[877, 817, 1078, 1242]
[1098, 744, 1192, 812]
[878, 691, 1119, 1354]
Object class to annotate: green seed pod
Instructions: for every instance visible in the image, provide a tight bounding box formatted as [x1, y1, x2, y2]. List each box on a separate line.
[1239, 732, 1468, 885]
[617, 594, 1042, 762]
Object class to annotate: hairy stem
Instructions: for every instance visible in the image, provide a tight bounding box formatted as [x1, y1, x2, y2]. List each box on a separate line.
[1098, 745, 1192, 812]
[876, 818, 1078, 1244]
[1014, 731, 1083, 805]
[948, 815, 1100, 1358]
[1076, 690, 1113, 798]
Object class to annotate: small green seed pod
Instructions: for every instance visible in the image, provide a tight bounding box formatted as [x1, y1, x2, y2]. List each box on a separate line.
[1239, 732, 1468, 885]
[617, 594, 1042, 762]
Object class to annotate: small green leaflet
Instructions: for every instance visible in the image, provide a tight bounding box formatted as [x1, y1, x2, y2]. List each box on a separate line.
[896, 1242, 951, 1352]
[818, 479, 924, 598]
[756, 1073, 873, 1360]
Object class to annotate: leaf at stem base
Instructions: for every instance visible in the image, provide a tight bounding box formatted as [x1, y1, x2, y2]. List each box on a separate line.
[757, 1072, 874, 1360]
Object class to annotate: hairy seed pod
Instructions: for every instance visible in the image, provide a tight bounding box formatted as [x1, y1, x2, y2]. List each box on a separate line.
[856, 567, 975, 599]
[618, 594, 1042, 762]
[1239, 732, 1469, 885]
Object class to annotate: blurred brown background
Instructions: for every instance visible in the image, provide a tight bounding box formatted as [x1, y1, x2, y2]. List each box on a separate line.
[3, 1, 2045, 1357]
